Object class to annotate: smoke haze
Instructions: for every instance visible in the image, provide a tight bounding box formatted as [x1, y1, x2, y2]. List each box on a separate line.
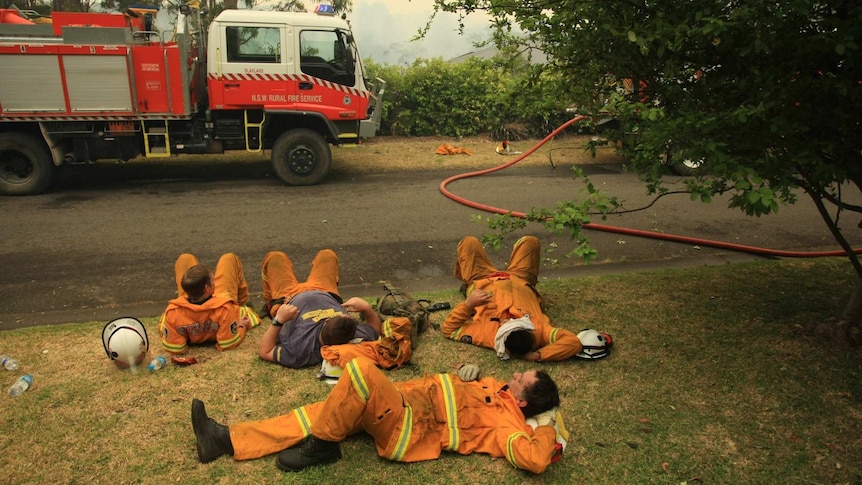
[348, 0, 493, 65]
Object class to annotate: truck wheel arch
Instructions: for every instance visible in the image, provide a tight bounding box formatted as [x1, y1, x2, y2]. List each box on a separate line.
[0, 132, 55, 196]
[271, 129, 332, 186]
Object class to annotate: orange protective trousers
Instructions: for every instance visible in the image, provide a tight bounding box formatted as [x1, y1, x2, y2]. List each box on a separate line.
[453, 235, 541, 288]
[174, 253, 250, 305]
[260, 249, 340, 317]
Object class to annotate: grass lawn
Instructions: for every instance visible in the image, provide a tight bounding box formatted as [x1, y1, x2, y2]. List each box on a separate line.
[1, 258, 860, 484]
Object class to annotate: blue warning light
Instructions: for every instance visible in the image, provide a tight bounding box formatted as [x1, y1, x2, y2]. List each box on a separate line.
[315, 4, 336, 16]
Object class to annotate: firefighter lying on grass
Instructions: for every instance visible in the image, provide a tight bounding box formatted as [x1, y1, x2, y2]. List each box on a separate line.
[256, 249, 382, 368]
[444, 236, 613, 361]
[159, 253, 261, 354]
[256, 247, 416, 378]
[191, 357, 567, 473]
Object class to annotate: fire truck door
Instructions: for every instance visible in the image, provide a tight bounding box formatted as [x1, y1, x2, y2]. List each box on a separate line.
[209, 23, 292, 109]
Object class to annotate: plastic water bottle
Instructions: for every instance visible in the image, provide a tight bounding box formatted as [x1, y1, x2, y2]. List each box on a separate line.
[148, 356, 167, 372]
[8, 374, 33, 397]
[0, 355, 19, 371]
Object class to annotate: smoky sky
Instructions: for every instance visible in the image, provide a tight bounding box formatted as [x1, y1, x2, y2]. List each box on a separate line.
[348, 0, 493, 66]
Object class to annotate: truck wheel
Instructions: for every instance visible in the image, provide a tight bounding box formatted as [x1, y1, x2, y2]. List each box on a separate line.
[271, 129, 331, 186]
[666, 148, 708, 176]
[0, 133, 54, 196]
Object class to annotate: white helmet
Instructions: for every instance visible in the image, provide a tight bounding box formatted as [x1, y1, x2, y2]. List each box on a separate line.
[576, 329, 613, 360]
[317, 360, 343, 385]
[102, 317, 149, 368]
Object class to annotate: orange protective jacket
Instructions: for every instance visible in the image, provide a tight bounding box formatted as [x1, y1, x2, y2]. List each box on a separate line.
[158, 297, 259, 353]
[441, 274, 581, 361]
[320, 317, 413, 370]
[229, 357, 557, 473]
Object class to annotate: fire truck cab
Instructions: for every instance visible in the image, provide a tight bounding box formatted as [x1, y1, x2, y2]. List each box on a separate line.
[0, 4, 385, 195]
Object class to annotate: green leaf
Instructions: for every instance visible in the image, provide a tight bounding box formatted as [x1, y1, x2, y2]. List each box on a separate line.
[628, 31, 637, 42]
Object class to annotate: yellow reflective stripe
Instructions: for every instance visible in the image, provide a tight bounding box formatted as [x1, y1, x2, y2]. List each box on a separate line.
[158, 315, 187, 353]
[449, 327, 464, 341]
[506, 432, 530, 468]
[240, 306, 261, 327]
[383, 318, 393, 337]
[346, 359, 370, 401]
[293, 406, 312, 437]
[388, 404, 413, 461]
[218, 332, 242, 349]
[549, 327, 559, 343]
[161, 341, 186, 353]
[438, 374, 460, 451]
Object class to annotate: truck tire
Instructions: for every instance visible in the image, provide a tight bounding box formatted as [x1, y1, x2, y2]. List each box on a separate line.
[669, 156, 708, 176]
[666, 148, 708, 176]
[0, 133, 54, 196]
[271, 129, 331, 186]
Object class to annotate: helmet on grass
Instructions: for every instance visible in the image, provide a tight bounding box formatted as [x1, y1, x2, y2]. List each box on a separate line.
[102, 317, 149, 368]
[575, 329, 613, 360]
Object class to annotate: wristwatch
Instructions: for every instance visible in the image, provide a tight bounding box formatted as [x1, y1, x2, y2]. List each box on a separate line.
[272, 318, 283, 327]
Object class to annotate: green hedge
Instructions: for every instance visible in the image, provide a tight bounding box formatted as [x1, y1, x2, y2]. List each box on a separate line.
[365, 56, 573, 139]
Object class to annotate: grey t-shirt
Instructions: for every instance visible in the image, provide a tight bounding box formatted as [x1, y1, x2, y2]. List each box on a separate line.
[273, 291, 378, 368]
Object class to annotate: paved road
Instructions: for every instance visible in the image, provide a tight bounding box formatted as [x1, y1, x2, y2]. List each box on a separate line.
[0, 157, 858, 329]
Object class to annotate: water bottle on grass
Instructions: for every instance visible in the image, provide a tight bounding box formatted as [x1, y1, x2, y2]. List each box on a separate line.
[0, 355, 19, 371]
[8, 374, 33, 397]
[148, 356, 167, 372]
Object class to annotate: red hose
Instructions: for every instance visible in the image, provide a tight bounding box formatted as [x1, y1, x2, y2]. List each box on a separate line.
[439, 115, 861, 258]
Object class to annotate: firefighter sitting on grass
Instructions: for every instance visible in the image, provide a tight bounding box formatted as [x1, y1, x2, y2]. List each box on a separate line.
[443, 236, 613, 362]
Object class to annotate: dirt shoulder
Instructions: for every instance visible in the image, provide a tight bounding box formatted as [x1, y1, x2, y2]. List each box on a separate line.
[331, 134, 627, 172]
[159, 134, 627, 172]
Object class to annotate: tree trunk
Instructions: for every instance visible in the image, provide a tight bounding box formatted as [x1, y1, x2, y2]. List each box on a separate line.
[817, 277, 862, 350]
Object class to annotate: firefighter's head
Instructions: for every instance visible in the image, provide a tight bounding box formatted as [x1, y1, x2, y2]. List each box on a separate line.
[504, 329, 535, 357]
[508, 370, 560, 418]
[182, 264, 214, 303]
[319, 315, 357, 346]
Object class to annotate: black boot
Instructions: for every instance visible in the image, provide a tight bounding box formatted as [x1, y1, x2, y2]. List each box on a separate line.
[191, 398, 234, 463]
[276, 435, 342, 472]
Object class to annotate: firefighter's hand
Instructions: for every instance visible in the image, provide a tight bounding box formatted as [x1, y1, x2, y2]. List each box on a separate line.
[465, 289, 492, 309]
[458, 364, 480, 382]
[522, 351, 541, 362]
[275, 303, 299, 322]
[342, 297, 372, 313]
[534, 408, 558, 428]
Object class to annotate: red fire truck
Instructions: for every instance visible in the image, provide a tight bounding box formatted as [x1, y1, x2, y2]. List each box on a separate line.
[0, 4, 386, 195]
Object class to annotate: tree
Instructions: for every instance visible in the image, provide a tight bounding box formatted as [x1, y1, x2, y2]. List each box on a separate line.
[432, 0, 862, 346]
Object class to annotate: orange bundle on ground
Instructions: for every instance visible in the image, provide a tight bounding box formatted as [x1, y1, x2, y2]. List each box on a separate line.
[435, 144, 473, 156]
